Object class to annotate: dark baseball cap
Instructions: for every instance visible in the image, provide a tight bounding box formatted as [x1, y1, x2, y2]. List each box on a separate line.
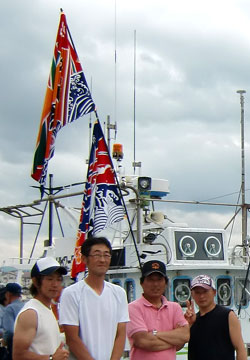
[31, 257, 67, 278]
[141, 260, 167, 279]
[6, 283, 22, 295]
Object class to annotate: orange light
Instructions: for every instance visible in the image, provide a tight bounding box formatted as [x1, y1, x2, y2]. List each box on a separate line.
[112, 143, 124, 160]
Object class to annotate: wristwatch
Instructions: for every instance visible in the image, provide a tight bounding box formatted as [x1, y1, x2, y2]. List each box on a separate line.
[49, 356, 53, 360]
[152, 329, 158, 336]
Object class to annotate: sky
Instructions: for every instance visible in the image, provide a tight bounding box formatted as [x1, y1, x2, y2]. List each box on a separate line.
[1, 0, 250, 265]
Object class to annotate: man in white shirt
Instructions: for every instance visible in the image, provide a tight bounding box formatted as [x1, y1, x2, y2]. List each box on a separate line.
[59, 237, 129, 360]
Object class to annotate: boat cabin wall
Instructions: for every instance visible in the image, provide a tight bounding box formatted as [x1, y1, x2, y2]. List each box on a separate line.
[106, 267, 250, 343]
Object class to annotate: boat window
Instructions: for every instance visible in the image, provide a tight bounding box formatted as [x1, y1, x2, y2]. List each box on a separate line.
[125, 279, 136, 303]
[112, 279, 122, 286]
[110, 249, 125, 267]
[164, 280, 170, 300]
[174, 231, 224, 261]
[235, 278, 250, 308]
[216, 277, 232, 306]
[172, 277, 191, 307]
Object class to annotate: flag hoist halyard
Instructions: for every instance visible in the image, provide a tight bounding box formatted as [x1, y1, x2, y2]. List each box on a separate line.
[71, 120, 125, 278]
[31, 10, 95, 189]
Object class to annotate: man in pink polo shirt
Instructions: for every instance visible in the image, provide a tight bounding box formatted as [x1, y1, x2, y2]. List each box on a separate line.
[127, 260, 189, 360]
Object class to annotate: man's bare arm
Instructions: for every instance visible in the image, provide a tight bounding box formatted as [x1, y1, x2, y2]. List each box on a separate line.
[13, 310, 69, 360]
[157, 324, 190, 346]
[64, 324, 94, 360]
[110, 322, 127, 360]
[228, 312, 247, 360]
[132, 331, 172, 351]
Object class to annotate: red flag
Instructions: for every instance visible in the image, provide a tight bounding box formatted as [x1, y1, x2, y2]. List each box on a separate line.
[71, 120, 124, 278]
[31, 11, 95, 189]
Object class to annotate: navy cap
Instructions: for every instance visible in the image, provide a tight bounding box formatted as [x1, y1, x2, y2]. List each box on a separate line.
[6, 283, 22, 295]
[31, 257, 67, 278]
[0, 287, 6, 295]
[141, 260, 167, 279]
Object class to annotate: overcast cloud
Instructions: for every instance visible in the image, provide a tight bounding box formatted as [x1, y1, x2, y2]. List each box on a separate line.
[1, 0, 250, 264]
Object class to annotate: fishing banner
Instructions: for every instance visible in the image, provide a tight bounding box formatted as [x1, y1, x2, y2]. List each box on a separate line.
[71, 120, 125, 279]
[31, 11, 95, 190]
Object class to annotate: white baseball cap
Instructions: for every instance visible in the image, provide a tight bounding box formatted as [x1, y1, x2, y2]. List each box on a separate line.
[31, 257, 67, 277]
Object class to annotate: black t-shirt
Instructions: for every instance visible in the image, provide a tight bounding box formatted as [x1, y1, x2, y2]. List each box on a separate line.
[188, 304, 235, 360]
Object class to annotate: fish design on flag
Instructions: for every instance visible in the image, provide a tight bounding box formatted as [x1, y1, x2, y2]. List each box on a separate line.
[71, 120, 124, 278]
[31, 11, 95, 191]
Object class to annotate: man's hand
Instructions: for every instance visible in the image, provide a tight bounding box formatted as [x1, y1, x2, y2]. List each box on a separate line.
[52, 342, 69, 360]
[184, 300, 196, 326]
[0, 338, 6, 347]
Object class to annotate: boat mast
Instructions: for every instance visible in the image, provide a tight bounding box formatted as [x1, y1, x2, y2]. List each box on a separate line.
[237, 90, 247, 245]
[48, 174, 54, 246]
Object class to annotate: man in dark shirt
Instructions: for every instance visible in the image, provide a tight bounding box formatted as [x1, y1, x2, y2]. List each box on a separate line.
[2, 283, 24, 360]
[185, 274, 246, 360]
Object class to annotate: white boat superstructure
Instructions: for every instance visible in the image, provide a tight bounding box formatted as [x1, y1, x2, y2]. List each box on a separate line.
[1, 171, 250, 358]
[1, 89, 250, 358]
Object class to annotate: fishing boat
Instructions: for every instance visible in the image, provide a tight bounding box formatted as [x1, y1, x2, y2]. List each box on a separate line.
[1, 133, 250, 359]
[0, 97, 250, 359]
[1, 9, 250, 359]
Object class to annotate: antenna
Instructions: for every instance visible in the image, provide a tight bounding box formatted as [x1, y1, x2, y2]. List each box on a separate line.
[107, 115, 116, 151]
[132, 31, 142, 174]
[114, 0, 117, 127]
[133, 30, 136, 174]
[237, 90, 250, 318]
[236, 90, 247, 245]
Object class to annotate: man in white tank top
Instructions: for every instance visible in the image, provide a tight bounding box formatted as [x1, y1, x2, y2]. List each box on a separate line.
[13, 257, 69, 360]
